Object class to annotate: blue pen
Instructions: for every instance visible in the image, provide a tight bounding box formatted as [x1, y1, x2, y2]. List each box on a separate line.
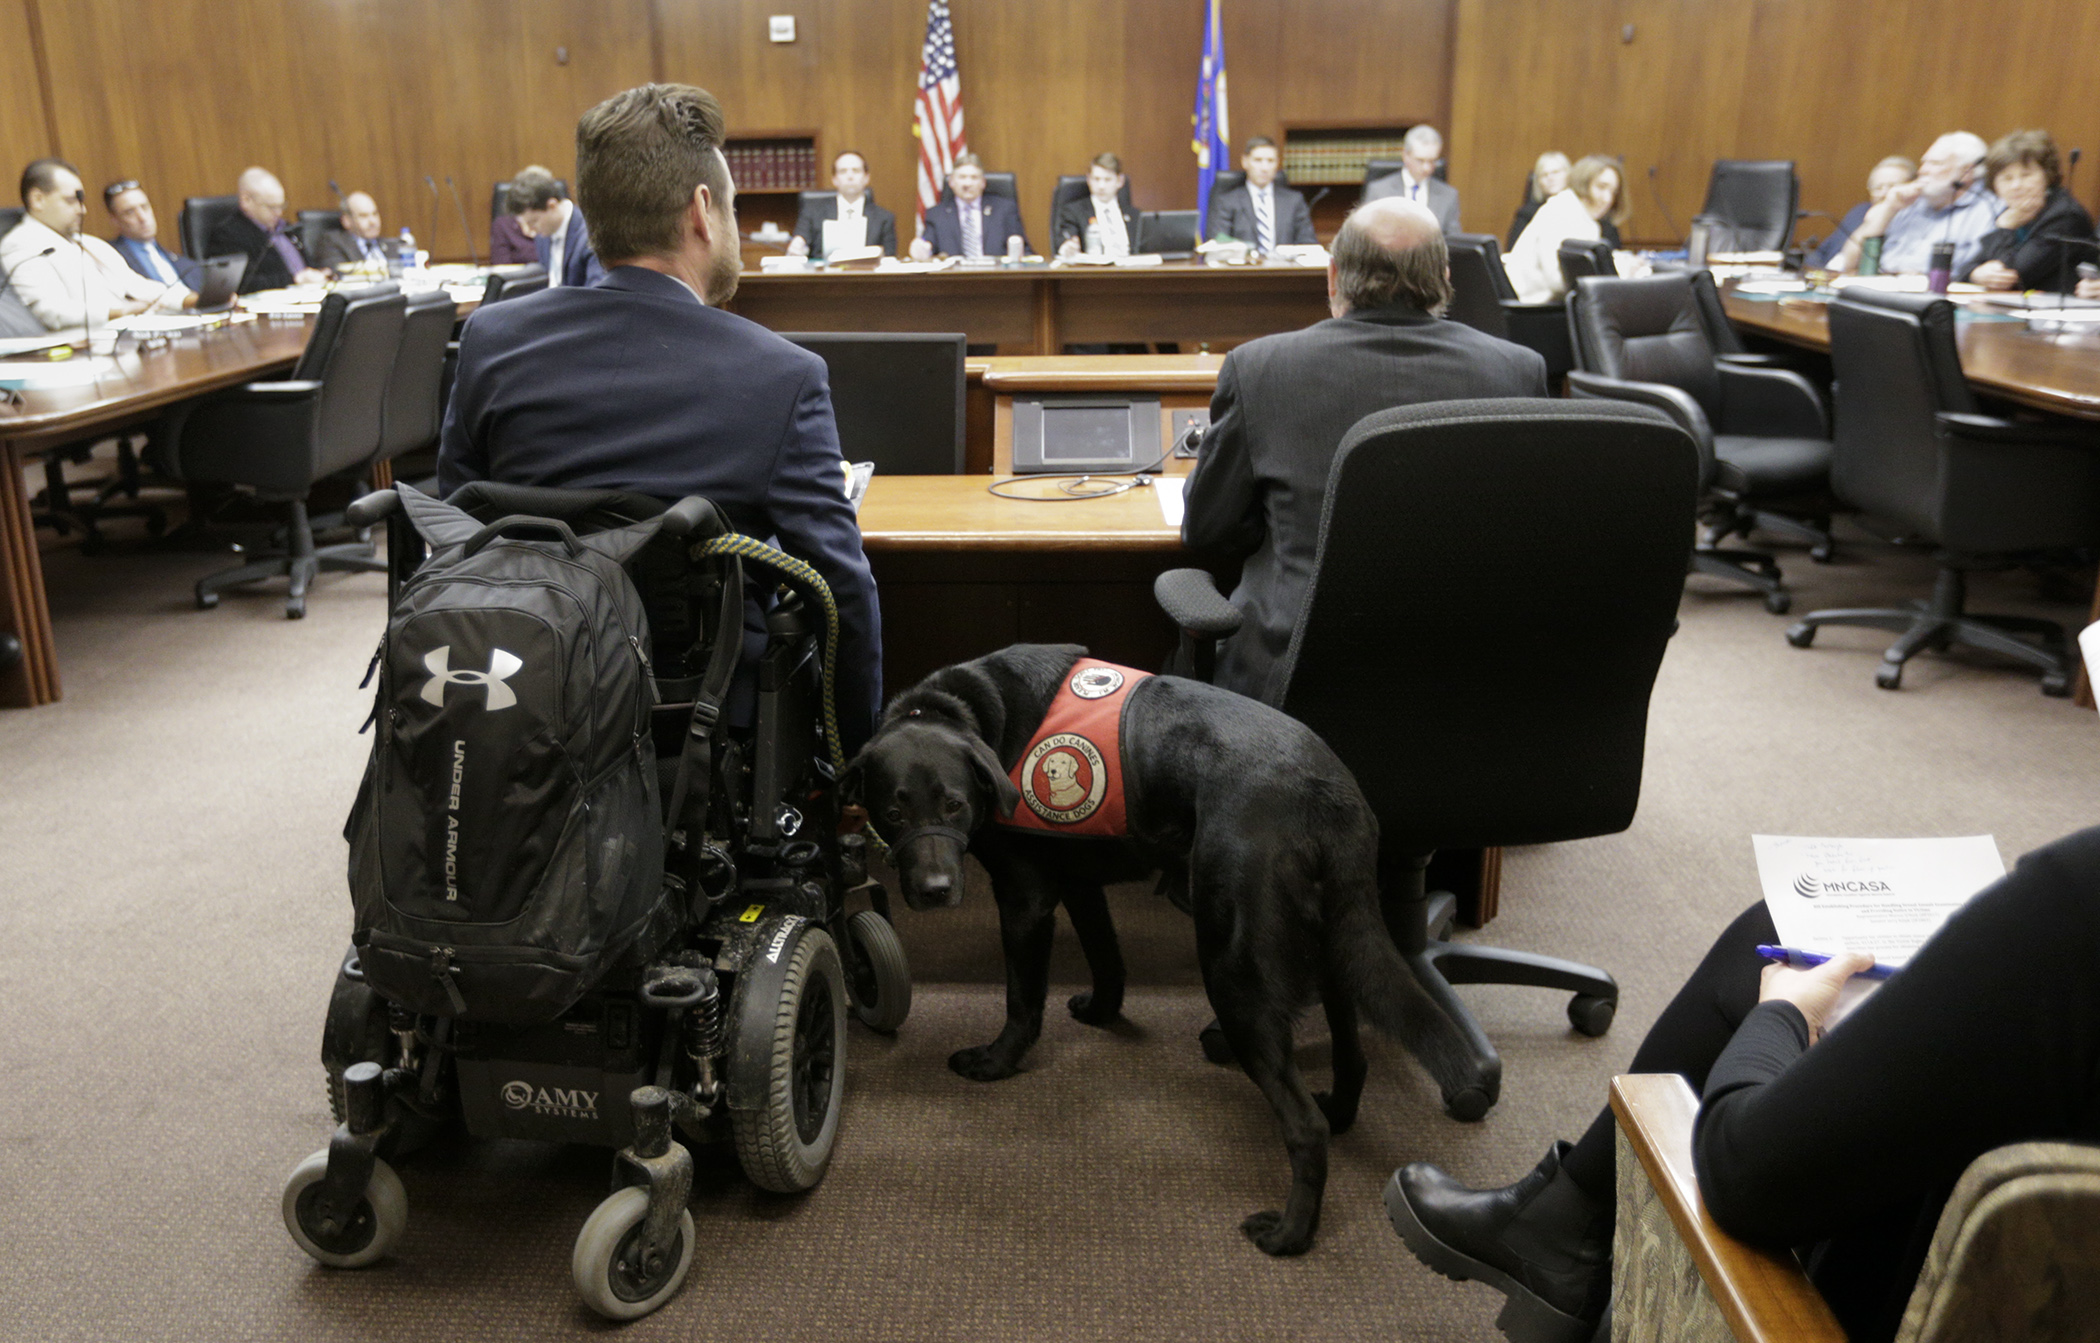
[1755, 944, 1897, 981]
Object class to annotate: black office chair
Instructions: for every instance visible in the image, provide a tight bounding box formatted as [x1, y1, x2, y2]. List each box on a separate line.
[180, 195, 240, 260]
[1567, 272, 1835, 613]
[296, 209, 341, 263]
[1046, 174, 1135, 250]
[1557, 238, 1616, 293]
[490, 181, 509, 230]
[937, 171, 1018, 206]
[1156, 399, 1699, 1118]
[481, 264, 548, 305]
[378, 290, 455, 462]
[0, 207, 23, 238]
[778, 333, 966, 474]
[1445, 233, 1573, 384]
[160, 286, 407, 617]
[1785, 290, 2100, 694]
[1700, 160, 1798, 253]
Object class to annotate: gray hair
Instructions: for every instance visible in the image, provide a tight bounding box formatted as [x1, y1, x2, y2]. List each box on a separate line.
[1332, 209, 1451, 315]
[1930, 131, 1988, 168]
[1403, 124, 1443, 157]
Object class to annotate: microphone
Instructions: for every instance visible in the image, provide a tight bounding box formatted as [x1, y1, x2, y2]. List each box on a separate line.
[446, 176, 480, 269]
[326, 177, 350, 211]
[1647, 165, 1686, 246]
[424, 176, 440, 263]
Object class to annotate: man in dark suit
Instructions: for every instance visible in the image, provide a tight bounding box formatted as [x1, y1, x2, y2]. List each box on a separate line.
[312, 190, 402, 272]
[506, 165, 604, 288]
[442, 84, 882, 750]
[1362, 124, 1462, 235]
[1183, 196, 1548, 702]
[1206, 136, 1316, 250]
[787, 150, 899, 260]
[206, 167, 329, 292]
[1055, 152, 1135, 257]
[104, 181, 202, 291]
[910, 154, 1029, 259]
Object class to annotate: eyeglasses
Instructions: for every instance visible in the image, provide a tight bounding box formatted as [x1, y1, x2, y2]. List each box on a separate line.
[64, 190, 86, 204]
[103, 179, 140, 206]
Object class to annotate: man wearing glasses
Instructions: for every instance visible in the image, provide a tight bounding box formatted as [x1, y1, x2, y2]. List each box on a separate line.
[0, 158, 192, 330]
[105, 180, 202, 292]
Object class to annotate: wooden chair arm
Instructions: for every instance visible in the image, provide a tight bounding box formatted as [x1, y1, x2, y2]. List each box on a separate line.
[1610, 1074, 1845, 1343]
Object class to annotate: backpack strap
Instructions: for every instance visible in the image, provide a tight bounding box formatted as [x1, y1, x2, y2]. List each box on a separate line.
[662, 552, 744, 845]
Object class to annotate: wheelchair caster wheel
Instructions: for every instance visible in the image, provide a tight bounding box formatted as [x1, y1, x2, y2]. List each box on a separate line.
[1567, 994, 1616, 1037]
[1442, 1086, 1494, 1123]
[1785, 622, 1815, 648]
[1764, 589, 1792, 615]
[282, 1149, 407, 1268]
[1810, 544, 1834, 563]
[196, 590, 220, 610]
[2042, 672, 2072, 698]
[573, 1186, 695, 1321]
[1875, 662, 1903, 691]
[844, 909, 912, 1034]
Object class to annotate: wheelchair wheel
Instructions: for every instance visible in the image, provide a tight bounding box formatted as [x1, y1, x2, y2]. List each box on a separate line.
[281, 1149, 408, 1268]
[844, 909, 912, 1034]
[572, 1186, 695, 1321]
[731, 929, 848, 1193]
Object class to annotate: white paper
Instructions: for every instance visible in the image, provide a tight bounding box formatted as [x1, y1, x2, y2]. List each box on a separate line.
[1151, 476, 1185, 526]
[820, 216, 867, 259]
[1753, 834, 2004, 967]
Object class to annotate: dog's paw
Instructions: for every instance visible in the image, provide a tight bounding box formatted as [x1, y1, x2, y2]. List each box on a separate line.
[1067, 989, 1123, 1026]
[948, 1045, 1020, 1082]
[1314, 1091, 1358, 1136]
[1198, 1022, 1237, 1066]
[1239, 1210, 1313, 1257]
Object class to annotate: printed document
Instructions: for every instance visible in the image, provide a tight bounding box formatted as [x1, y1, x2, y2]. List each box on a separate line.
[1752, 834, 2004, 967]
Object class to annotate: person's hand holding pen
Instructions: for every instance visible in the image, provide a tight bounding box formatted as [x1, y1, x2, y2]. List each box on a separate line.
[1758, 948, 1879, 1043]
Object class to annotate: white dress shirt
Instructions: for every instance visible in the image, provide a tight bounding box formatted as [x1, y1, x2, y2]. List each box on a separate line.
[1086, 195, 1131, 256]
[0, 216, 186, 331]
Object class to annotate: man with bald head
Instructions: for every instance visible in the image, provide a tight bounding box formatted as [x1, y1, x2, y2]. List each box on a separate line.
[1831, 131, 1999, 276]
[205, 166, 328, 292]
[314, 191, 401, 272]
[1182, 197, 1548, 700]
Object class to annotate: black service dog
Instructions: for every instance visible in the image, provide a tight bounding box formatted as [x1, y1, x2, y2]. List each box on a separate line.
[843, 644, 1471, 1255]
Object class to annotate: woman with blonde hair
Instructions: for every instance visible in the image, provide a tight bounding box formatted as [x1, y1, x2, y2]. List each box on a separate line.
[1504, 154, 1629, 303]
[1507, 151, 1570, 249]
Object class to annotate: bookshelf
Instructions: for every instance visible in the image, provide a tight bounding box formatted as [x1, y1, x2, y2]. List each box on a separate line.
[1281, 122, 1432, 241]
[728, 130, 820, 247]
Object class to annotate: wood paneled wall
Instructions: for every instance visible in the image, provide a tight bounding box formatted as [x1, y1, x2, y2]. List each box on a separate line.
[1449, 0, 2100, 248]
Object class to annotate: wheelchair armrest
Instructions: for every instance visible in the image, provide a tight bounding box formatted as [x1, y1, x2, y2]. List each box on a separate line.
[661, 495, 729, 540]
[1936, 411, 2097, 448]
[1154, 568, 1242, 637]
[345, 489, 400, 528]
[1717, 361, 1828, 439]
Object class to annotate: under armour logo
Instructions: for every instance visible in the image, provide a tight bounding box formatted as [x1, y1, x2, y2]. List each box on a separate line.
[417, 646, 523, 711]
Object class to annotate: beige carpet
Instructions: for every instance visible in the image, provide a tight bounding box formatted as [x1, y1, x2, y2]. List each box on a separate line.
[4, 507, 2098, 1342]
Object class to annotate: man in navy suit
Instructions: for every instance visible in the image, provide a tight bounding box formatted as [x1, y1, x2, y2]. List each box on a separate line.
[910, 154, 1029, 259]
[505, 165, 604, 288]
[442, 85, 882, 749]
[104, 181, 202, 292]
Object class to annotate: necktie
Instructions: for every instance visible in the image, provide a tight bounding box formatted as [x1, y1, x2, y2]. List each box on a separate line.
[1253, 189, 1274, 251]
[1101, 202, 1128, 256]
[961, 202, 983, 258]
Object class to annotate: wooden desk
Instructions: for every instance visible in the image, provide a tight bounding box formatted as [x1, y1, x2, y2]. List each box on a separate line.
[727, 260, 1331, 354]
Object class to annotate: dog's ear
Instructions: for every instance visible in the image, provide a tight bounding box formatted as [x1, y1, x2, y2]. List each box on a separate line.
[963, 735, 1020, 818]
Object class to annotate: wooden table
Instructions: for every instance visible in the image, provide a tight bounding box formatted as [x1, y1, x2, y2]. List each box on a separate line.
[727, 259, 1332, 354]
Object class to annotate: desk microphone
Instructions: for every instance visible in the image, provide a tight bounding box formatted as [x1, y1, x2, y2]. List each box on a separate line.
[424, 176, 441, 263]
[326, 177, 350, 212]
[445, 176, 480, 269]
[1647, 165, 1686, 246]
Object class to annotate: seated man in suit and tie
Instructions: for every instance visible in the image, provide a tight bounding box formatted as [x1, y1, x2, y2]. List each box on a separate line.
[441, 83, 883, 753]
[313, 191, 401, 273]
[1, 158, 194, 328]
[909, 153, 1030, 260]
[1055, 152, 1135, 257]
[1362, 124, 1462, 234]
[207, 167, 330, 292]
[506, 165, 604, 288]
[104, 180, 202, 293]
[1182, 196, 1547, 703]
[1206, 136, 1316, 252]
[787, 150, 899, 260]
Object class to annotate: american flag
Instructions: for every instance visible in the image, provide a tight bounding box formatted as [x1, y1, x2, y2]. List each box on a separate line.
[912, 0, 966, 222]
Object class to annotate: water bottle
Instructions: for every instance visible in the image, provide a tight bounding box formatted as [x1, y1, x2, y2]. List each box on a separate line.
[1857, 236, 1882, 277]
[397, 227, 418, 279]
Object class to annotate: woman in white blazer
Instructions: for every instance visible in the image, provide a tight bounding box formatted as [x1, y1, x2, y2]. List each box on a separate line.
[1505, 154, 1629, 304]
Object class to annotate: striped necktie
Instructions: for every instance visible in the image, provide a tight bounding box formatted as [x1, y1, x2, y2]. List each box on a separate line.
[961, 202, 983, 258]
[1253, 188, 1274, 251]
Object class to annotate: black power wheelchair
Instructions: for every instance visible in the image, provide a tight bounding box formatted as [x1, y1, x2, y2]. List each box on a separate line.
[279, 482, 911, 1320]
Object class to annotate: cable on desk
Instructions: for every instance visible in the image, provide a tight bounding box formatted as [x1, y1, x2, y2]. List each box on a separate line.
[985, 448, 1171, 501]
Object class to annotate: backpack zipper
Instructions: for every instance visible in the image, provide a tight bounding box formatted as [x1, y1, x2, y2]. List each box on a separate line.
[430, 946, 469, 1014]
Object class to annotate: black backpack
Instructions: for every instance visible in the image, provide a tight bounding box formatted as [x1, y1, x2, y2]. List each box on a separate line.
[345, 485, 674, 1023]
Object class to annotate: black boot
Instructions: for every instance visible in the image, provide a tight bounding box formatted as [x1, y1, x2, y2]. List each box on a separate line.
[1385, 1141, 1611, 1343]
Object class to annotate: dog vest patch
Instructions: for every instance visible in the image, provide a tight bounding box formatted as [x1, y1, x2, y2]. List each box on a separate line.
[997, 659, 1149, 838]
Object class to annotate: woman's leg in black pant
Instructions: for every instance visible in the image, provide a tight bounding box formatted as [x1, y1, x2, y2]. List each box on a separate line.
[1556, 900, 1778, 1202]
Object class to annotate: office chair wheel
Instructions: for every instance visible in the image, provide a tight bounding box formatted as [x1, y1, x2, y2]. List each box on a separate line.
[196, 590, 220, 610]
[1763, 590, 1792, 615]
[1785, 622, 1815, 648]
[1810, 542, 1834, 563]
[844, 909, 912, 1033]
[1567, 994, 1616, 1038]
[572, 1185, 695, 1321]
[1875, 662, 1904, 691]
[2041, 671, 2072, 698]
[281, 1149, 408, 1269]
[1442, 1086, 1493, 1123]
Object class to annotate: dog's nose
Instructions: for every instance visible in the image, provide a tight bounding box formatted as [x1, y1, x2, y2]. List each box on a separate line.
[917, 871, 953, 899]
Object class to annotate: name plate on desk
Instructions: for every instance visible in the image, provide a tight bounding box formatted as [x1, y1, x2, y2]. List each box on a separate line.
[1012, 395, 1162, 474]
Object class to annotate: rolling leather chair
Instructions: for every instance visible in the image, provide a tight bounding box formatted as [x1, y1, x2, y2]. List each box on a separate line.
[180, 195, 240, 260]
[379, 289, 456, 462]
[159, 286, 407, 617]
[295, 209, 341, 262]
[1155, 399, 1699, 1119]
[1446, 233, 1574, 384]
[480, 263, 547, 305]
[0, 207, 23, 238]
[937, 171, 1018, 206]
[1046, 174, 1135, 250]
[1557, 238, 1616, 293]
[489, 181, 509, 229]
[1568, 272, 1836, 613]
[1785, 289, 2100, 694]
[1700, 160, 1798, 253]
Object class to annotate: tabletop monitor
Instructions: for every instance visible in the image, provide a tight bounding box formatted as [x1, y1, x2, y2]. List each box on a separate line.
[1137, 210, 1199, 256]
[780, 331, 967, 475]
[1011, 394, 1164, 474]
[195, 254, 247, 312]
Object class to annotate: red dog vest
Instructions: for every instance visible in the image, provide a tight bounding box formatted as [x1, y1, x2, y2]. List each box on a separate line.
[996, 659, 1150, 838]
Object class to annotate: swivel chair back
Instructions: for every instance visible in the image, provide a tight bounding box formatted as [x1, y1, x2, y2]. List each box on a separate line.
[1785, 289, 2100, 692]
[1700, 160, 1798, 252]
[1557, 238, 1616, 292]
[1047, 174, 1134, 250]
[1446, 233, 1573, 382]
[181, 195, 241, 260]
[481, 264, 547, 304]
[937, 172, 1018, 206]
[378, 289, 458, 464]
[0, 207, 23, 238]
[296, 209, 340, 263]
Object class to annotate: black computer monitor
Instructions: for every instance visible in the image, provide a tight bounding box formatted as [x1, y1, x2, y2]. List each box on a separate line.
[779, 332, 968, 475]
[1138, 210, 1199, 255]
